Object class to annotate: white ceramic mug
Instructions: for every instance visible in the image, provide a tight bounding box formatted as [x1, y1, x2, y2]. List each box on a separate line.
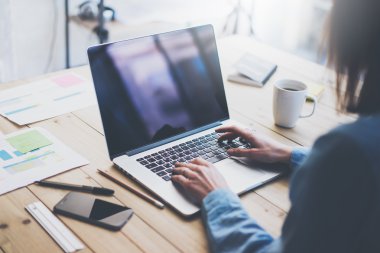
[273, 79, 317, 128]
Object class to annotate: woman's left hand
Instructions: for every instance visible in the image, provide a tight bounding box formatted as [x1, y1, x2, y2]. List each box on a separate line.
[172, 158, 229, 204]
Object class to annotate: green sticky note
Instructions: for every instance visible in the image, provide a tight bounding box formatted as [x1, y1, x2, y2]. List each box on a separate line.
[7, 130, 53, 154]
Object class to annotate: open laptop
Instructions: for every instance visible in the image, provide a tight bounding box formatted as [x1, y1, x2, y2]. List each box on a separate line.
[87, 25, 281, 217]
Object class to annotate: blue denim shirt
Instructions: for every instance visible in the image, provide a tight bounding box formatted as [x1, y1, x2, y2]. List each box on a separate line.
[202, 117, 380, 253]
[201, 147, 310, 253]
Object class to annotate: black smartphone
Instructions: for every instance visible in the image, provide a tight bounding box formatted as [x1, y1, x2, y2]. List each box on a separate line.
[54, 192, 133, 231]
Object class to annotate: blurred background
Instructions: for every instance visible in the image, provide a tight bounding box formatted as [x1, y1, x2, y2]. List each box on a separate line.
[0, 0, 332, 83]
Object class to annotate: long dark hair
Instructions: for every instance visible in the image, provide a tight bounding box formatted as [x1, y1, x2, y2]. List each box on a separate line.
[328, 0, 380, 115]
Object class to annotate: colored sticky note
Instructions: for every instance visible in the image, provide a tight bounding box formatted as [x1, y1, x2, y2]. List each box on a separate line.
[52, 74, 84, 88]
[306, 82, 325, 100]
[0, 150, 12, 161]
[7, 130, 52, 154]
[13, 150, 23, 157]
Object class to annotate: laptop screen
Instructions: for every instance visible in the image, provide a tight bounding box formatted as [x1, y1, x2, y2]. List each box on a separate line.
[88, 25, 229, 158]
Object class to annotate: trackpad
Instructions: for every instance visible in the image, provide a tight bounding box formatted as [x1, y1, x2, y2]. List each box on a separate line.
[215, 158, 283, 194]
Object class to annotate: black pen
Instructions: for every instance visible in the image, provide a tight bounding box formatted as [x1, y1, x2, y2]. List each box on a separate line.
[35, 180, 114, 196]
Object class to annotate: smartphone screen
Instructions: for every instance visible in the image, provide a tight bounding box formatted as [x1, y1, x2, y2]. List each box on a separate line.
[54, 192, 133, 231]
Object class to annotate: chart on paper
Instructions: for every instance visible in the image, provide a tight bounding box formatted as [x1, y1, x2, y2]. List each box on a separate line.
[0, 73, 97, 125]
[0, 128, 89, 195]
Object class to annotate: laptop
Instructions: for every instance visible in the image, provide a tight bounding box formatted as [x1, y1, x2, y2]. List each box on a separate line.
[87, 25, 281, 217]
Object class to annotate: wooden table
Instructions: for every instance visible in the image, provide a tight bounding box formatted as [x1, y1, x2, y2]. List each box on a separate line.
[0, 36, 355, 253]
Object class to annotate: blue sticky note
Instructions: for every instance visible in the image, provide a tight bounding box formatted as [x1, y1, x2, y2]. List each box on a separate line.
[0, 150, 12, 161]
[13, 151, 23, 157]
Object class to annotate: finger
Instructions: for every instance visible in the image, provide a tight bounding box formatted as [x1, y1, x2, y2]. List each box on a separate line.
[215, 125, 238, 133]
[175, 162, 202, 171]
[173, 166, 198, 178]
[190, 157, 210, 166]
[218, 132, 239, 142]
[216, 125, 254, 143]
[227, 148, 258, 158]
[171, 175, 190, 187]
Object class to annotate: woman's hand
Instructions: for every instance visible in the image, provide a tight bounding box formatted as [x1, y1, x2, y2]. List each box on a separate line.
[216, 125, 292, 164]
[172, 158, 229, 204]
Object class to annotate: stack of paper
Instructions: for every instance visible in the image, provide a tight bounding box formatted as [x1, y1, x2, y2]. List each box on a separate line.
[0, 73, 97, 125]
[0, 127, 88, 195]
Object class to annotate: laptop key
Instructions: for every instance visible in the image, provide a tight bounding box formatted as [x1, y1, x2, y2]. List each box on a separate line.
[151, 166, 165, 173]
[164, 163, 172, 168]
[137, 158, 144, 161]
[213, 150, 221, 155]
[147, 158, 156, 163]
[146, 163, 157, 169]
[139, 160, 148, 165]
[162, 175, 171, 181]
[191, 154, 199, 159]
[230, 142, 240, 148]
[157, 160, 164, 165]
[157, 171, 167, 176]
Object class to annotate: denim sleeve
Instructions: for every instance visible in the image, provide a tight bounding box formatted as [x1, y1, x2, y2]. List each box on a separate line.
[289, 147, 310, 170]
[202, 189, 276, 253]
[201, 132, 374, 253]
[201, 147, 310, 253]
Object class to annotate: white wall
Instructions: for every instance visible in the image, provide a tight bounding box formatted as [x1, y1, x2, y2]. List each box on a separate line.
[0, 0, 15, 81]
[0, 0, 232, 83]
[0, 0, 331, 83]
[4, 0, 96, 82]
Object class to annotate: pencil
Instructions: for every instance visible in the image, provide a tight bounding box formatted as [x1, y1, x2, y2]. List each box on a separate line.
[97, 169, 165, 209]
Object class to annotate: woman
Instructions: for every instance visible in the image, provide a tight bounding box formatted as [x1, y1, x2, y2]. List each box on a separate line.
[172, 0, 380, 252]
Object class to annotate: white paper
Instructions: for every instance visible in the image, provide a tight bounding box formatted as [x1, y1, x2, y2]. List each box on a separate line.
[0, 73, 97, 125]
[0, 127, 89, 195]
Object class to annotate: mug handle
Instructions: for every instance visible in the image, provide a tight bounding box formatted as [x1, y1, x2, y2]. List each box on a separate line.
[300, 95, 317, 118]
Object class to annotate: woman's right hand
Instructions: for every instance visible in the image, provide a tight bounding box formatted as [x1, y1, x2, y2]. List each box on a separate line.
[216, 125, 293, 164]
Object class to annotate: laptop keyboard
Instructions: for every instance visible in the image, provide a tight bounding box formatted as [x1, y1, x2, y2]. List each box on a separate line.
[136, 132, 250, 182]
